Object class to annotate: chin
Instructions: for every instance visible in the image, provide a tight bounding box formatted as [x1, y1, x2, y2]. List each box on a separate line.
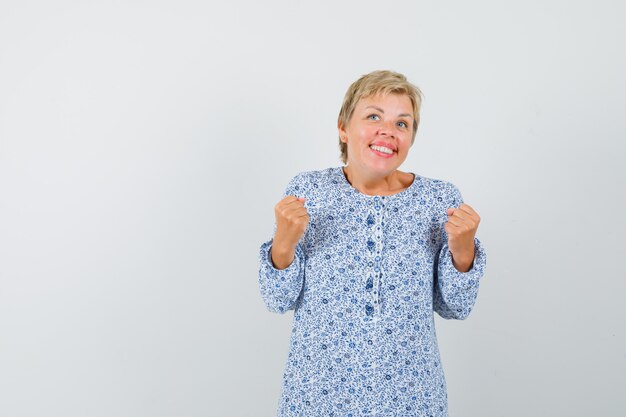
[366, 163, 401, 175]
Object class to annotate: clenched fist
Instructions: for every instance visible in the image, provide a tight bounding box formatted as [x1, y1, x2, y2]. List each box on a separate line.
[271, 196, 310, 270]
[445, 203, 481, 272]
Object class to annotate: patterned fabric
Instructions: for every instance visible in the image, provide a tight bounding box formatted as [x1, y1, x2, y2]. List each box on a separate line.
[258, 166, 487, 417]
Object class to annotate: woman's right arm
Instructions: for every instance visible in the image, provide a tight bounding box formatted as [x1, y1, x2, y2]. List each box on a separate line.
[258, 174, 310, 314]
[258, 238, 306, 313]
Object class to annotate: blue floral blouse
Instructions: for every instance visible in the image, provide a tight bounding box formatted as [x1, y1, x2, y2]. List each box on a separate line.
[258, 166, 487, 417]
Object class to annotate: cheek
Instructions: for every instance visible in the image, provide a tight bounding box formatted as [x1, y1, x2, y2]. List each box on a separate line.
[355, 125, 377, 141]
[399, 139, 413, 153]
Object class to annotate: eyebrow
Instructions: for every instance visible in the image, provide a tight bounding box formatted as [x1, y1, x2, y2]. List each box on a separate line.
[365, 105, 412, 118]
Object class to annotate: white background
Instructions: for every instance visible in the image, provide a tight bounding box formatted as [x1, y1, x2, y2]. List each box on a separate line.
[1, 0, 624, 416]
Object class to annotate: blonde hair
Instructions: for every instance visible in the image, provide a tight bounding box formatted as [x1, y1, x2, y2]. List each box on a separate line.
[337, 70, 424, 164]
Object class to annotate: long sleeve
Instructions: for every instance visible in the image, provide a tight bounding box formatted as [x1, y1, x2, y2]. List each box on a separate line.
[258, 239, 306, 313]
[433, 183, 487, 320]
[258, 173, 308, 314]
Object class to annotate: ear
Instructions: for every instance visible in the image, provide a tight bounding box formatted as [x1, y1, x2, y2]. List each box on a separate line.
[338, 122, 348, 143]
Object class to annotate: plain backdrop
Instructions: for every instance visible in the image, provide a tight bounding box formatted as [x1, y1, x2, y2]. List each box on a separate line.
[1, 1, 624, 416]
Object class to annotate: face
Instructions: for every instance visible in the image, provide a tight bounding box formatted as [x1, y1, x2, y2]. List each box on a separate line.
[339, 93, 414, 176]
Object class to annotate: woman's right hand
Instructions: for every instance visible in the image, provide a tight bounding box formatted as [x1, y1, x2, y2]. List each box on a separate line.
[271, 196, 310, 269]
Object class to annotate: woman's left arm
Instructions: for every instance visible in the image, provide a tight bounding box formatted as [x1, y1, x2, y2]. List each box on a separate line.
[433, 183, 487, 320]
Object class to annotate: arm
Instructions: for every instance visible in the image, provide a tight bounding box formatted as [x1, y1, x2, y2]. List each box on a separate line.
[258, 238, 306, 313]
[433, 183, 487, 320]
[257, 173, 308, 314]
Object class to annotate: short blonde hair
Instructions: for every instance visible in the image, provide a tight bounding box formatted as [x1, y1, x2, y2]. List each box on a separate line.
[337, 70, 424, 164]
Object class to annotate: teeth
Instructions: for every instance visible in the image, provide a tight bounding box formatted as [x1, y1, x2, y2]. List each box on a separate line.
[370, 145, 394, 155]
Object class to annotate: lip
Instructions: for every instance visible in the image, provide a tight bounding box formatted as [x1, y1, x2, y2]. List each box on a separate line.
[369, 146, 395, 158]
[369, 141, 397, 152]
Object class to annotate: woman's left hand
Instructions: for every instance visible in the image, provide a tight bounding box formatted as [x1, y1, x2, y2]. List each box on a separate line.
[445, 204, 481, 272]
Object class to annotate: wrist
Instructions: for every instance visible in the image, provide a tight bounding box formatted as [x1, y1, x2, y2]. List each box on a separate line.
[451, 255, 474, 272]
[272, 238, 296, 256]
[270, 240, 297, 270]
[271, 249, 295, 270]
[450, 243, 475, 272]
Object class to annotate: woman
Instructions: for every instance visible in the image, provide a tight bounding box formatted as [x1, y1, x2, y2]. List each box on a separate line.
[258, 70, 487, 417]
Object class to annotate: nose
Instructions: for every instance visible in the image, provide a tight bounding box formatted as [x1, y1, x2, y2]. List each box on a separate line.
[378, 119, 396, 137]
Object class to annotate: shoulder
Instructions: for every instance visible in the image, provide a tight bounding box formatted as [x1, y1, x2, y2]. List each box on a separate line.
[415, 174, 463, 205]
[283, 167, 336, 197]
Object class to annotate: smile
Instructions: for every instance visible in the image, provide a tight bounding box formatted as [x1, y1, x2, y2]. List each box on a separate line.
[369, 145, 395, 156]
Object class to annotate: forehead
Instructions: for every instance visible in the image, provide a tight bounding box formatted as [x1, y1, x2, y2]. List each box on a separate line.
[355, 92, 413, 112]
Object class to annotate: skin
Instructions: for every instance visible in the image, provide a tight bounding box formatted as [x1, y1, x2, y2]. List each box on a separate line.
[271, 195, 309, 270]
[339, 93, 415, 195]
[272, 92, 480, 272]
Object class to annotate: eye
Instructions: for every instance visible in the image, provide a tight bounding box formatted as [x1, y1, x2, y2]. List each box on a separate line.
[367, 114, 381, 121]
[397, 120, 409, 128]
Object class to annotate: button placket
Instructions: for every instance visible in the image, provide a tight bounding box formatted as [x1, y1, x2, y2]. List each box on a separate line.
[370, 196, 386, 318]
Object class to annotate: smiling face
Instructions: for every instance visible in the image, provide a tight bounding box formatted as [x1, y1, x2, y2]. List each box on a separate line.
[339, 93, 414, 176]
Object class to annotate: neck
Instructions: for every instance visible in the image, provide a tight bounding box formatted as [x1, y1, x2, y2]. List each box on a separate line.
[342, 165, 401, 196]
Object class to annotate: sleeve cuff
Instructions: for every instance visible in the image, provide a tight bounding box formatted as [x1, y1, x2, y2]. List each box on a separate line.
[258, 238, 306, 313]
[260, 238, 304, 273]
[439, 237, 486, 280]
